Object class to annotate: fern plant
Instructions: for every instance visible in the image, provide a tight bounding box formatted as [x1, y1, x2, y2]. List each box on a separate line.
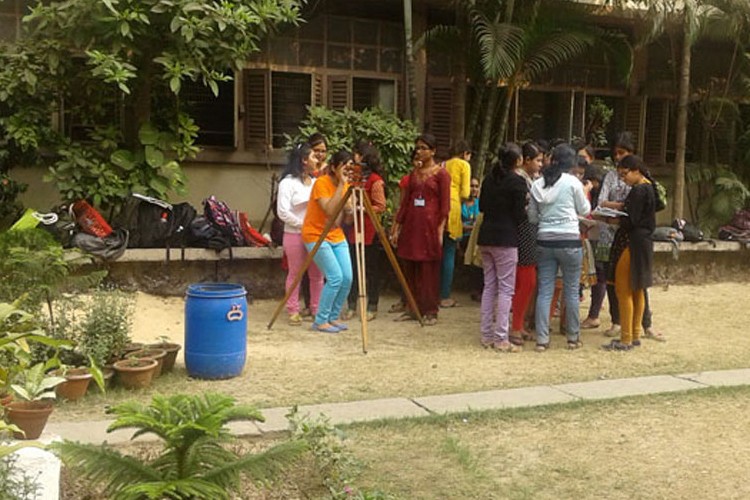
[52, 393, 307, 499]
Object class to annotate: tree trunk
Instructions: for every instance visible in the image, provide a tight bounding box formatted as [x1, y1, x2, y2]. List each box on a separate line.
[451, 2, 467, 143]
[403, 0, 419, 124]
[672, 19, 691, 221]
[493, 82, 515, 154]
[475, 86, 500, 179]
[465, 84, 485, 146]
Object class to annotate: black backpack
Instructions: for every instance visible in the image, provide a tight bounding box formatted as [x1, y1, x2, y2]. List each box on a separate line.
[186, 216, 232, 251]
[672, 218, 703, 242]
[116, 194, 197, 248]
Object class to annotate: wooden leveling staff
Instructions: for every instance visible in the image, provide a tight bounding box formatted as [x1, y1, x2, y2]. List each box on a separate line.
[267, 184, 423, 353]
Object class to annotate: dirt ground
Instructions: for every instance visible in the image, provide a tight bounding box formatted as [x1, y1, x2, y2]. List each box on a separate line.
[52, 281, 750, 422]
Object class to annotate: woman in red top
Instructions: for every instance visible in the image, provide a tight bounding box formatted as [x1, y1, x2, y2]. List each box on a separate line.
[345, 141, 387, 320]
[390, 134, 451, 325]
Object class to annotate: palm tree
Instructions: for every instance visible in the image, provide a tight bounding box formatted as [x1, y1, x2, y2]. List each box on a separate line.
[52, 393, 306, 499]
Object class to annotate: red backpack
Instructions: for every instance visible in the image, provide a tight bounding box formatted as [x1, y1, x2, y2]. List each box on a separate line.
[237, 211, 271, 247]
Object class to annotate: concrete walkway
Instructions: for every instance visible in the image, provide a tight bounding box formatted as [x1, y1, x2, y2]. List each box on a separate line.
[43, 367, 750, 445]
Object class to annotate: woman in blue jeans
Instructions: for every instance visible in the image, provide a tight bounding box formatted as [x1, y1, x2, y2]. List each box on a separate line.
[301, 151, 354, 333]
[528, 144, 592, 351]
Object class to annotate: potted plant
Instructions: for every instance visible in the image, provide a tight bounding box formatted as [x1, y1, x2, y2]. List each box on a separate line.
[127, 348, 167, 377]
[76, 289, 134, 368]
[4, 363, 66, 439]
[146, 336, 181, 373]
[53, 359, 105, 402]
[112, 358, 158, 390]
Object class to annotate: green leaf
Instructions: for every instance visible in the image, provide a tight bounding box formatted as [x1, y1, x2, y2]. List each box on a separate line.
[120, 21, 130, 37]
[170, 77, 181, 94]
[145, 146, 165, 167]
[138, 123, 160, 145]
[148, 177, 169, 193]
[111, 150, 136, 170]
[208, 79, 219, 97]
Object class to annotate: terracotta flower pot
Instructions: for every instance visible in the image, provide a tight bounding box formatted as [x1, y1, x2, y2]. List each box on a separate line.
[1, 393, 12, 407]
[5, 400, 55, 440]
[146, 342, 181, 373]
[113, 358, 158, 390]
[120, 342, 145, 359]
[126, 348, 167, 377]
[55, 368, 93, 402]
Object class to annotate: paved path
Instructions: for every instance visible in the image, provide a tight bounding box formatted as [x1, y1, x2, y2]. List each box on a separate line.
[43, 367, 750, 445]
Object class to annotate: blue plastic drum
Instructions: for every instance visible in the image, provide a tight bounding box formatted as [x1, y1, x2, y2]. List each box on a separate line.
[184, 283, 248, 379]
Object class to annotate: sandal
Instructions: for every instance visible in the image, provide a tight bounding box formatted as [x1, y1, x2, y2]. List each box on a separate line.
[423, 315, 438, 326]
[535, 343, 550, 352]
[521, 331, 536, 342]
[439, 298, 459, 308]
[388, 302, 406, 314]
[495, 340, 521, 353]
[567, 339, 583, 350]
[394, 312, 416, 322]
[643, 328, 666, 342]
[601, 339, 633, 351]
[508, 335, 525, 346]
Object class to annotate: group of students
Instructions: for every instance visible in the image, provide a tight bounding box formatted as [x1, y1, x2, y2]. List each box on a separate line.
[275, 130, 664, 351]
[469, 133, 665, 352]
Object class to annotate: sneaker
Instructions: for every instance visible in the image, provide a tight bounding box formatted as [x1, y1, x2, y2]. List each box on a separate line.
[288, 313, 302, 326]
[603, 324, 621, 338]
[581, 317, 601, 329]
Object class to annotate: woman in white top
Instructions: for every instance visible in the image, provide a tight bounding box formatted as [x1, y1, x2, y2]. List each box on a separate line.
[277, 143, 324, 325]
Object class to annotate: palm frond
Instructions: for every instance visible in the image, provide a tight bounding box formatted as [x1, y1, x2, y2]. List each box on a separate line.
[471, 9, 525, 79]
[522, 31, 595, 82]
[117, 479, 229, 500]
[201, 439, 308, 489]
[415, 24, 461, 52]
[51, 441, 162, 496]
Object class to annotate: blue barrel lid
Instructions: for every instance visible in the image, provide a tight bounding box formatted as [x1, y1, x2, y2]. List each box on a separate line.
[186, 283, 247, 299]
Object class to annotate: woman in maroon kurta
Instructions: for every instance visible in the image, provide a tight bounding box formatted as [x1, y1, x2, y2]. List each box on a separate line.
[390, 134, 451, 325]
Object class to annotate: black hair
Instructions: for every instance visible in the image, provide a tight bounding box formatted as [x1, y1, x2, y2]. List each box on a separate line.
[578, 144, 596, 162]
[308, 132, 328, 149]
[522, 142, 542, 161]
[450, 139, 472, 157]
[353, 140, 385, 179]
[329, 150, 352, 175]
[542, 143, 576, 188]
[281, 142, 313, 180]
[619, 153, 647, 175]
[491, 143, 522, 181]
[614, 131, 635, 153]
[416, 133, 437, 150]
[536, 139, 550, 152]
[577, 155, 589, 168]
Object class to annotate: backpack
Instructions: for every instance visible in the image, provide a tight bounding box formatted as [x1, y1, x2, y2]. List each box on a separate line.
[203, 196, 245, 247]
[116, 194, 176, 248]
[672, 218, 703, 242]
[730, 209, 750, 231]
[652, 226, 684, 260]
[652, 180, 667, 212]
[237, 211, 271, 247]
[186, 215, 232, 251]
[718, 224, 750, 243]
[166, 202, 198, 248]
[72, 227, 129, 261]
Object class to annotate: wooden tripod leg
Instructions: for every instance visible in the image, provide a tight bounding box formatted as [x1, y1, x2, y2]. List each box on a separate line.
[362, 195, 423, 326]
[353, 189, 368, 353]
[267, 187, 354, 329]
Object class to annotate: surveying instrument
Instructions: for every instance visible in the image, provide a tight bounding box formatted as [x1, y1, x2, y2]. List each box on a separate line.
[267, 164, 423, 353]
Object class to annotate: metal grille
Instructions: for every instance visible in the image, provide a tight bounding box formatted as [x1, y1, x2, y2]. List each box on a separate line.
[271, 72, 311, 148]
[183, 77, 235, 147]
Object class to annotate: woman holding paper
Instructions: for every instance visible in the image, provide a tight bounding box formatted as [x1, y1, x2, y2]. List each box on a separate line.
[602, 154, 655, 351]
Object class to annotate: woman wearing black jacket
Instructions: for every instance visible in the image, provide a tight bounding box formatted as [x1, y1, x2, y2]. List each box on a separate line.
[477, 143, 528, 352]
[603, 154, 655, 351]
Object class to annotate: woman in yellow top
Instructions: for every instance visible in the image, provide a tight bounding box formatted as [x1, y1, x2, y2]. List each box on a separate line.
[440, 140, 472, 308]
[302, 151, 354, 333]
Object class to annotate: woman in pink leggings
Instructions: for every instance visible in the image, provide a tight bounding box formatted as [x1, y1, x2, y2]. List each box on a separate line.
[277, 143, 324, 325]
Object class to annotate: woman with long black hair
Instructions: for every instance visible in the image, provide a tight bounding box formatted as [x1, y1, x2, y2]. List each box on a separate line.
[528, 144, 592, 351]
[477, 143, 528, 352]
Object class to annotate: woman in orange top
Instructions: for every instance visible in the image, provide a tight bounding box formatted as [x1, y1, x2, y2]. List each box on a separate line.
[302, 151, 355, 333]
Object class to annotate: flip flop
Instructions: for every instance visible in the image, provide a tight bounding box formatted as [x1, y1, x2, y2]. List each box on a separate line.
[393, 312, 416, 322]
[439, 299, 459, 308]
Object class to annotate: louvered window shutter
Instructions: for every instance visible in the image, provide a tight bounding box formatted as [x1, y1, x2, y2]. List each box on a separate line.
[328, 76, 350, 110]
[243, 69, 270, 149]
[644, 98, 668, 164]
[312, 74, 324, 107]
[623, 96, 645, 154]
[426, 84, 453, 156]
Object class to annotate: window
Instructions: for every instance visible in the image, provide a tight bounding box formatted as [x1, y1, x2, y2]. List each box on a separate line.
[353, 78, 395, 112]
[182, 77, 235, 147]
[243, 70, 315, 149]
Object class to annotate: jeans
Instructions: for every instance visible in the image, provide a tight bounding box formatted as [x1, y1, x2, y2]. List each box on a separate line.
[440, 236, 458, 300]
[306, 240, 352, 325]
[535, 245, 583, 346]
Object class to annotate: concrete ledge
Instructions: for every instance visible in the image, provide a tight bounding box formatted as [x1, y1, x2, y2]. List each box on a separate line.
[116, 246, 283, 262]
[654, 240, 747, 253]
[554, 375, 705, 400]
[413, 386, 577, 414]
[677, 369, 750, 387]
